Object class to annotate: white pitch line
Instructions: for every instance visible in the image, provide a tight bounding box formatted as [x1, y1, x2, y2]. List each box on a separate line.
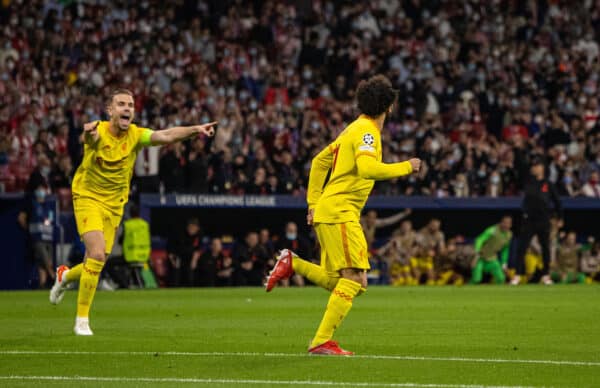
[1, 350, 599, 367]
[0, 375, 549, 388]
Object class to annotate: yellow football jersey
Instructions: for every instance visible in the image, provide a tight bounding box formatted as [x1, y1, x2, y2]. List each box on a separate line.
[72, 121, 152, 213]
[308, 115, 412, 224]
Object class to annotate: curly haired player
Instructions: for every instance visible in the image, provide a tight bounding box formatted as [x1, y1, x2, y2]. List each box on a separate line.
[266, 75, 421, 355]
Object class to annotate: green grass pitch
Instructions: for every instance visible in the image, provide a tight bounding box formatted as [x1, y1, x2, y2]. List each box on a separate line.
[0, 286, 599, 387]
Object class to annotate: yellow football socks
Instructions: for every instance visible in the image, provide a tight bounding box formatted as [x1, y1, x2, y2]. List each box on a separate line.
[310, 278, 361, 348]
[76, 258, 105, 318]
[65, 263, 83, 283]
[292, 257, 339, 291]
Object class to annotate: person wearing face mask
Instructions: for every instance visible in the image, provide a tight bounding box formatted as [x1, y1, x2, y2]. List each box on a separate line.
[512, 157, 563, 285]
[18, 184, 55, 289]
[487, 171, 503, 197]
[26, 153, 52, 194]
[559, 171, 579, 196]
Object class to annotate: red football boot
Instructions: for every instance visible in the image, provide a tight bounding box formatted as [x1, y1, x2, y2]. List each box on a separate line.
[265, 249, 294, 292]
[308, 340, 354, 356]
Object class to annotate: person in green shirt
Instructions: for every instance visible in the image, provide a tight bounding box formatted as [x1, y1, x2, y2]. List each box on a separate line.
[471, 216, 513, 284]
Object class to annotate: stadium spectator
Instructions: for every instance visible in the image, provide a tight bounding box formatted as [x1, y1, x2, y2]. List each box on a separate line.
[48, 154, 73, 191]
[166, 217, 202, 287]
[581, 171, 600, 197]
[259, 227, 276, 259]
[246, 168, 269, 194]
[232, 231, 269, 286]
[5, 0, 600, 290]
[18, 184, 55, 288]
[191, 237, 223, 287]
[276, 222, 312, 262]
[25, 153, 51, 194]
[134, 145, 161, 194]
[186, 137, 210, 193]
[274, 221, 312, 287]
[216, 244, 235, 287]
[159, 143, 186, 193]
[2, 1, 600, 199]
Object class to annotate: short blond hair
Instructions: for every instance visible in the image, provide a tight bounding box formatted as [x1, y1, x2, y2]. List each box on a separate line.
[108, 88, 134, 105]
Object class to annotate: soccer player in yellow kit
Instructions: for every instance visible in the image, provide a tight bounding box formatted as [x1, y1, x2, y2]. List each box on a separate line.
[49, 89, 216, 335]
[266, 75, 420, 355]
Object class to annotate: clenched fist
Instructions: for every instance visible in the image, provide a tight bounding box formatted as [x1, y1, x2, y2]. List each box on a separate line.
[83, 121, 100, 143]
[409, 158, 421, 172]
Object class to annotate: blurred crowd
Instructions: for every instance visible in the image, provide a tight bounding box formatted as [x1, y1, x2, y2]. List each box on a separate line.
[154, 219, 322, 288]
[2, 0, 600, 198]
[135, 211, 599, 288]
[368, 212, 600, 286]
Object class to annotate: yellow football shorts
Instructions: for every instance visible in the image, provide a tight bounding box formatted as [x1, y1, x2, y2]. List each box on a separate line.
[73, 196, 122, 254]
[410, 256, 434, 271]
[314, 221, 370, 274]
[390, 262, 411, 276]
[525, 253, 544, 277]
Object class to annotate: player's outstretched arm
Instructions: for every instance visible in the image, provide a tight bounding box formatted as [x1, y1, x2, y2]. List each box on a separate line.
[150, 122, 217, 145]
[356, 156, 420, 180]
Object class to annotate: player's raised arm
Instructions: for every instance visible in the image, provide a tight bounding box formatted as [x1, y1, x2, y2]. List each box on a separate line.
[149, 122, 217, 145]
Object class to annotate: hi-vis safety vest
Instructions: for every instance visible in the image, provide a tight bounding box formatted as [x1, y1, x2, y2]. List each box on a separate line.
[123, 218, 150, 263]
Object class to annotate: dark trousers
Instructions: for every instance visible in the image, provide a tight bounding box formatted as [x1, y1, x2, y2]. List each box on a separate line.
[516, 218, 551, 278]
[103, 255, 133, 288]
[234, 268, 264, 286]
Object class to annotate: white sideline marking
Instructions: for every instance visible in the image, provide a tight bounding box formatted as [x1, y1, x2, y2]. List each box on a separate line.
[0, 375, 548, 388]
[1, 350, 599, 367]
